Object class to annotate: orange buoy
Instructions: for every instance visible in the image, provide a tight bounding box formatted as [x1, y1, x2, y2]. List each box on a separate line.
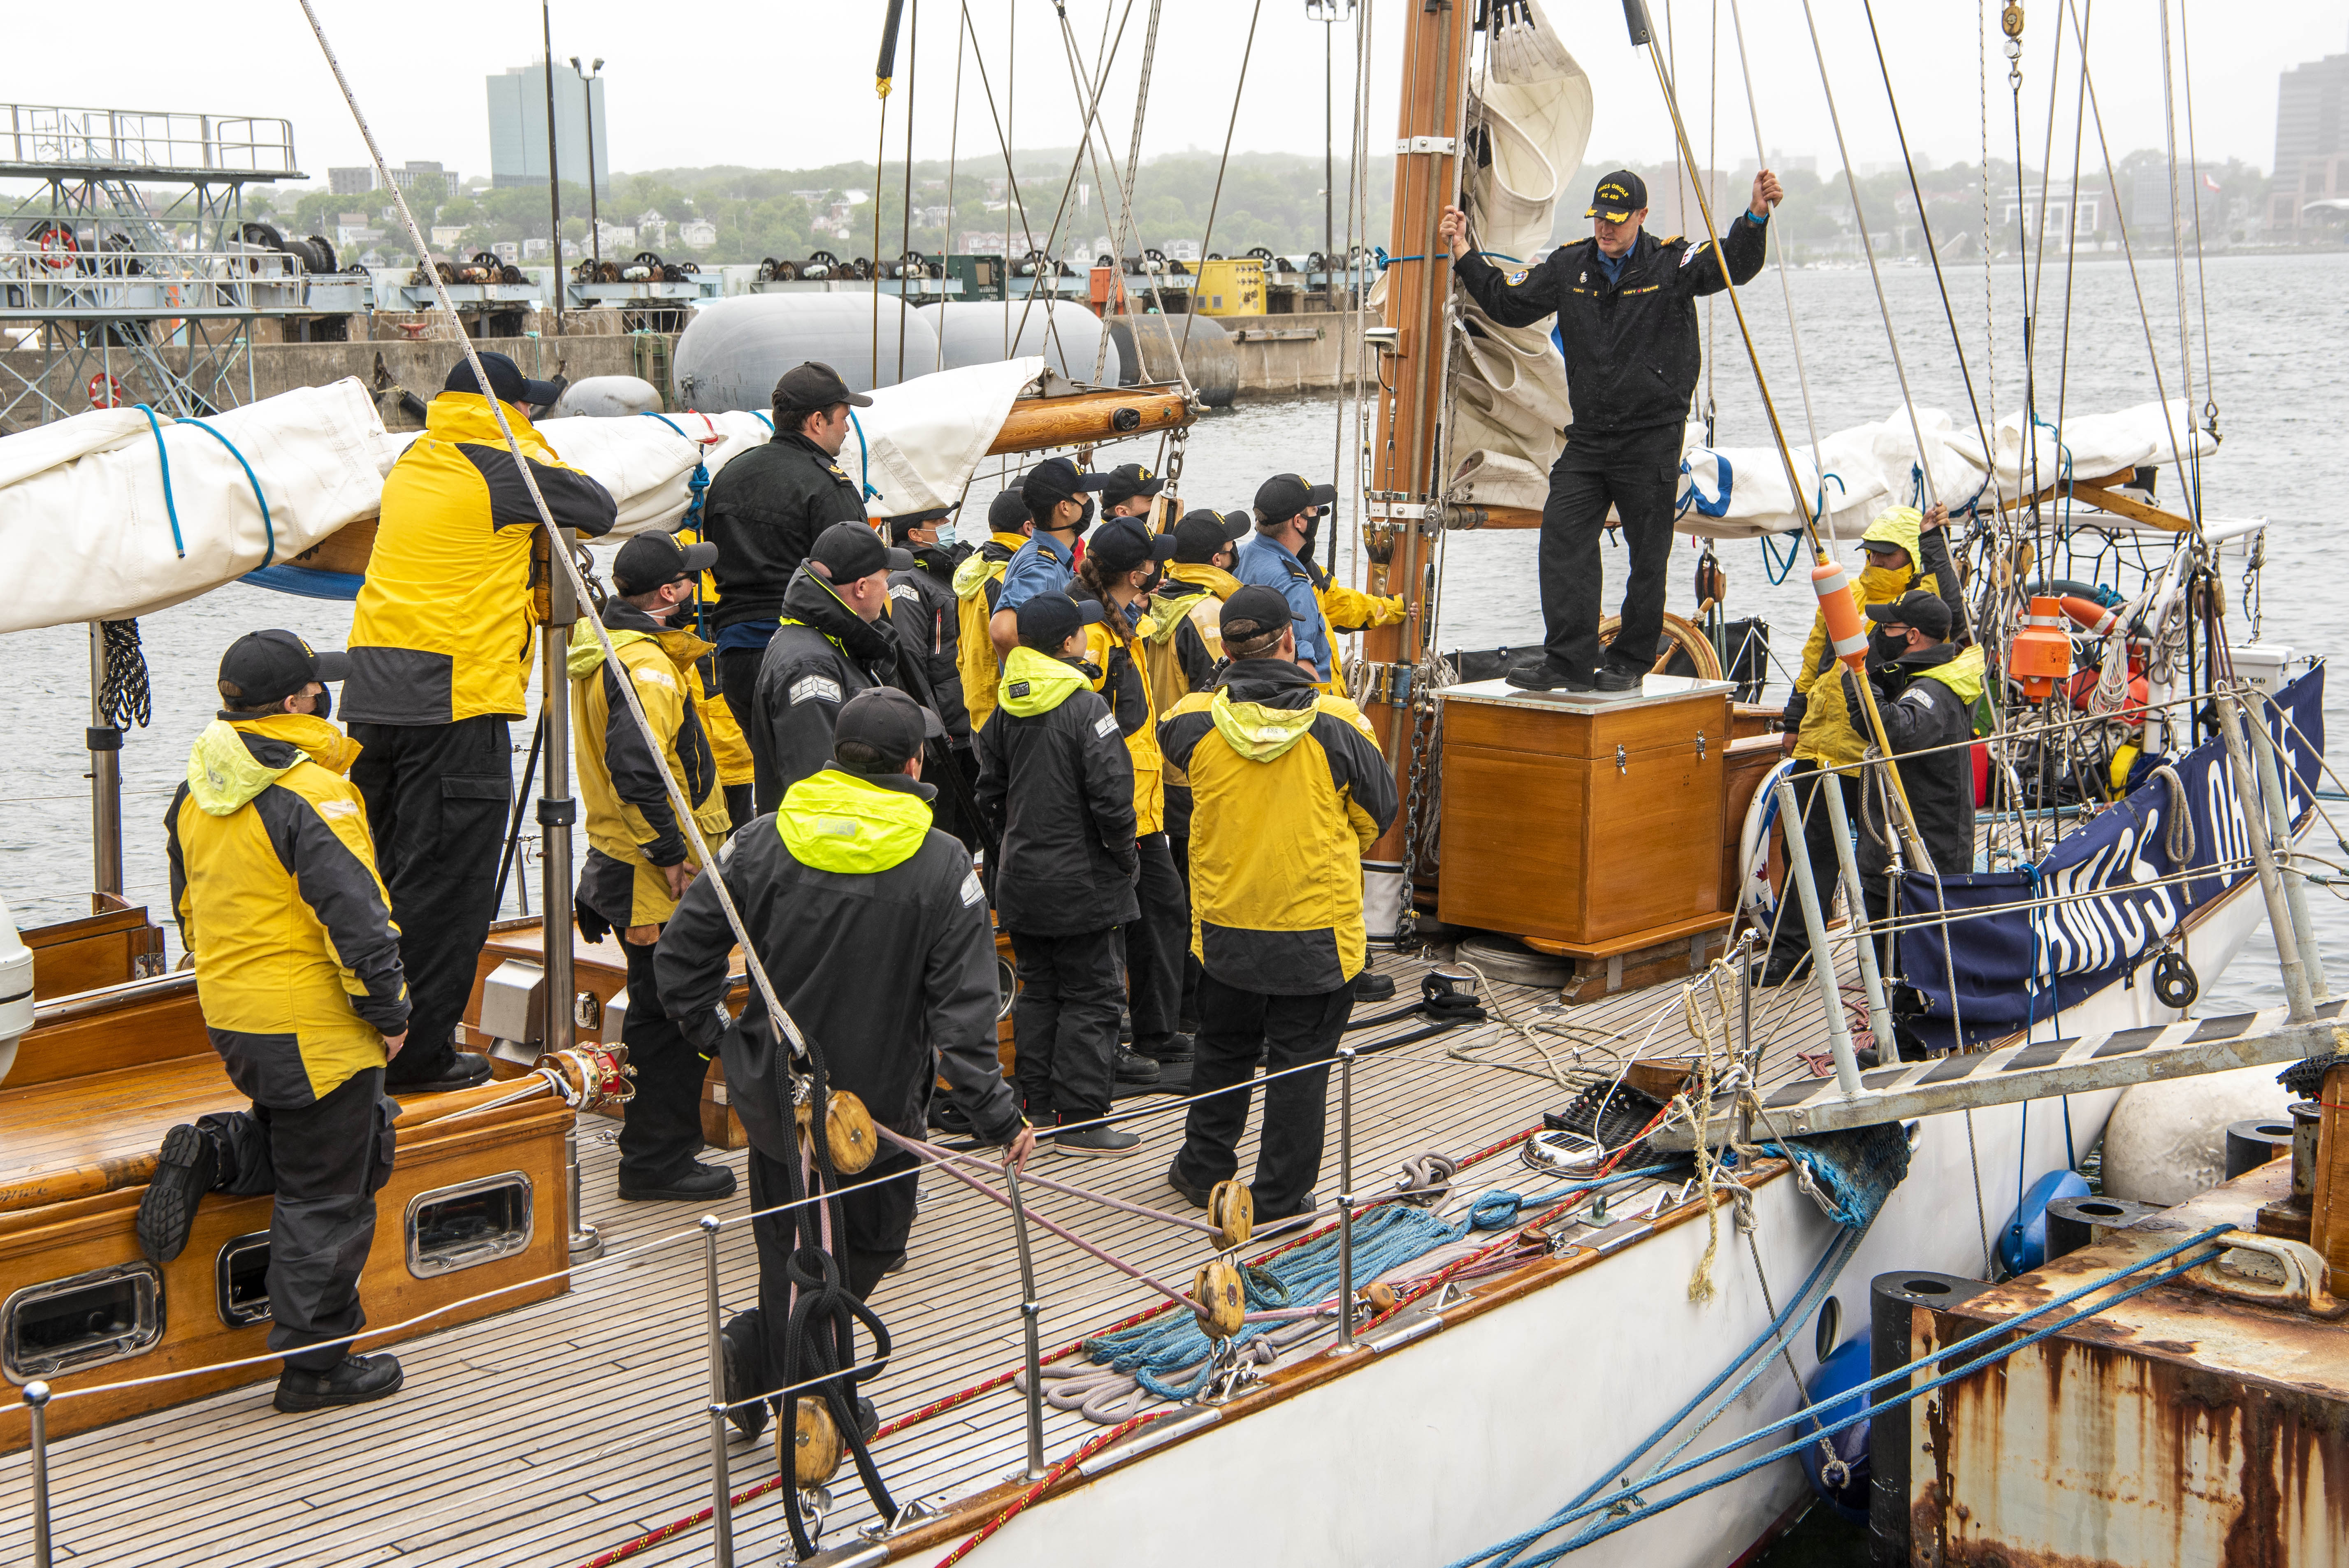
[2058, 595, 2125, 638]
[1810, 561, 1869, 670]
[2010, 595, 2074, 701]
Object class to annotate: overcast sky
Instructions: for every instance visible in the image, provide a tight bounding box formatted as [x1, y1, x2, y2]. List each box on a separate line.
[8, 0, 2345, 189]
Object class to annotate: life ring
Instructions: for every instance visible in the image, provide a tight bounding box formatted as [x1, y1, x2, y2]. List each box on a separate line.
[32, 220, 79, 271]
[1596, 609, 1725, 682]
[1737, 756, 1800, 929]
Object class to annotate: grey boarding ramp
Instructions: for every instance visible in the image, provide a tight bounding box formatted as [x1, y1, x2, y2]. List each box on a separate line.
[1650, 999, 2348, 1150]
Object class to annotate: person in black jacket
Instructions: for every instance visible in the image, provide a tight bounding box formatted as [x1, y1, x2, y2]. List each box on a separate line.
[887, 506, 983, 849]
[1440, 167, 1781, 693]
[707, 362, 874, 733]
[656, 688, 1033, 1439]
[748, 522, 913, 814]
[975, 593, 1145, 1158]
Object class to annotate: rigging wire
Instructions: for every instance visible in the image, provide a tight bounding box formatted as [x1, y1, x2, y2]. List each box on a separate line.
[938, 8, 965, 376]
[897, 0, 918, 388]
[1006, 0, 1138, 361]
[2178, 0, 2217, 444]
[1173, 0, 1269, 368]
[956, 0, 1076, 376]
[1724, 0, 1825, 479]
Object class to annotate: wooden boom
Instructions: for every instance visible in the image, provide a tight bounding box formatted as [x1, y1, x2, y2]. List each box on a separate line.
[986, 384, 1192, 456]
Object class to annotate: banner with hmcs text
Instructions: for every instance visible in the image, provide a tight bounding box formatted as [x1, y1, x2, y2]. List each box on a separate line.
[1895, 663, 2326, 1054]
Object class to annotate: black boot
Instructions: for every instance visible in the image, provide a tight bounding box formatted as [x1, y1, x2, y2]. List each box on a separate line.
[618, 1160, 739, 1203]
[137, 1123, 222, 1265]
[274, 1353, 404, 1412]
[722, 1310, 768, 1441]
[1135, 1032, 1194, 1062]
[1351, 968, 1396, 1003]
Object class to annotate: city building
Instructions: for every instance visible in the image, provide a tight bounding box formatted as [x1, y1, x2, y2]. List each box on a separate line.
[678, 219, 717, 251]
[327, 160, 457, 198]
[2266, 37, 2349, 239]
[486, 58, 609, 193]
[330, 167, 375, 196]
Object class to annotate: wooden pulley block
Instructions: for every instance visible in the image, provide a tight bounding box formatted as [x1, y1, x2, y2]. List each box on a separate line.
[1363, 1282, 1401, 1313]
[787, 1395, 843, 1486]
[1192, 1259, 1246, 1340]
[793, 1090, 879, 1174]
[1207, 1180, 1253, 1250]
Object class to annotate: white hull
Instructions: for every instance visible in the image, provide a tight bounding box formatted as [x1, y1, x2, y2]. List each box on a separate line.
[972, 881, 2274, 1568]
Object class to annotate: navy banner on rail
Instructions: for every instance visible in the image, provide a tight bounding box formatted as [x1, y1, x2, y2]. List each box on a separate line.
[1895, 663, 2325, 1054]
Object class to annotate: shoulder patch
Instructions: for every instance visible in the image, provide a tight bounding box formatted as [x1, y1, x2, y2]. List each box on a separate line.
[1506, 268, 1530, 286]
[318, 798, 360, 820]
[788, 675, 843, 706]
[1679, 243, 1702, 268]
[1094, 713, 1119, 739]
[889, 582, 919, 603]
[634, 664, 678, 692]
[959, 868, 986, 907]
[1006, 680, 1030, 700]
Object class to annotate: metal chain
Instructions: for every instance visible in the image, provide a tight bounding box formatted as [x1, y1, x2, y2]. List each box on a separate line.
[1396, 693, 1437, 944]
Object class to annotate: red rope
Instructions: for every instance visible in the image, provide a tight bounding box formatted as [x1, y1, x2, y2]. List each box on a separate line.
[929, 1413, 1165, 1568]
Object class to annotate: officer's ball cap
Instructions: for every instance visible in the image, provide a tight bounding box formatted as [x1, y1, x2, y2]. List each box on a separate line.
[1172, 508, 1250, 563]
[1087, 515, 1179, 575]
[613, 530, 719, 596]
[884, 505, 954, 542]
[808, 520, 913, 583]
[986, 488, 1034, 535]
[832, 687, 945, 770]
[1101, 461, 1168, 504]
[1252, 473, 1338, 524]
[218, 629, 351, 709]
[1015, 592, 1107, 647]
[772, 360, 875, 411]
[1219, 585, 1302, 648]
[1585, 169, 1649, 222]
[443, 349, 564, 410]
[1021, 456, 1112, 511]
[1864, 589, 1952, 642]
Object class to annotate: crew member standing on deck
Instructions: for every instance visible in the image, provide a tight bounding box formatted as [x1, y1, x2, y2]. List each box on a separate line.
[342, 351, 616, 1095]
[705, 362, 874, 734]
[144, 631, 409, 1412]
[1099, 461, 1168, 523]
[747, 521, 915, 814]
[1439, 167, 1781, 693]
[569, 532, 738, 1204]
[953, 488, 1037, 735]
[989, 457, 1111, 654]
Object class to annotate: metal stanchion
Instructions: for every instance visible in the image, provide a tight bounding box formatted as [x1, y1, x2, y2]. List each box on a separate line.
[2215, 689, 2317, 1023]
[1333, 1045, 1360, 1353]
[1819, 778, 1899, 1051]
[565, 1127, 603, 1262]
[1771, 775, 1866, 1096]
[2242, 689, 2330, 1003]
[1005, 1166, 1050, 1480]
[26, 1380, 53, 1568]
[699, 1215, 735, 1568]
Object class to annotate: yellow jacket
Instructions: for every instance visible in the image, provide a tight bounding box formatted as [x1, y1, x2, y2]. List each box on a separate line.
[674, 524, 755, 788]
[1161, 561, 1239, 663]
[344, 392, 617, 726]
[953, 531, 1032, 732]
[568, 603, 735, 928]
[165, 714, 408, 1106]
[1312, 579, 1407, 699]
[1156, 659, 1400, 993]
[1792, 508, 1924, 771]
[1083, 610, 1168, 837]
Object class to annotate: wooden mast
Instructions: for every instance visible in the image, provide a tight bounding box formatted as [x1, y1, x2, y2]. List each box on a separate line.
[1358, 1, 1474, 860]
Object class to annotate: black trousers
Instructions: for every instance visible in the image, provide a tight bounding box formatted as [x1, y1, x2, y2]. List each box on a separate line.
[745, 1142, 915, 1395]
[350, 716, 513, 1086]
[1007, 926, 1122, 1126]
[716, 646, 766, 743]
[1173, 973, 1352, 1217]
[1539, 423, 1685, 677]
[203, 1067, 396, 1373]
[616, 930, 709, 1186]
[1766, 759, 1865, 974]
[1168, 826, 1202, 1028]
[1123, 833, 1186, 1043]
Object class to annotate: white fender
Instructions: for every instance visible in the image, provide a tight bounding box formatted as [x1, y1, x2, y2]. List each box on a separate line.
[0, 894, 31, 1085]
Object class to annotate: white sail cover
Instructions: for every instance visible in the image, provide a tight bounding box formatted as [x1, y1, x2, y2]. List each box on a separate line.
[0, 357, 1047, 633]
[1442, 0, 1592, 513]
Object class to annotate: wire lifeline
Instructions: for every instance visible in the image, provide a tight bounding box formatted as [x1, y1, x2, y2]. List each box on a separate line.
[132, 404, 187, 557]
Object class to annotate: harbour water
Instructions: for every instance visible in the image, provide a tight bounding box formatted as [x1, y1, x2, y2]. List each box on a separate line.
[6, 249, 2343, 1022]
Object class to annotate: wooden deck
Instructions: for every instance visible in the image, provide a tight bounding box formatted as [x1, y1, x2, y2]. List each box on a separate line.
[0, 946, 1847, 1566]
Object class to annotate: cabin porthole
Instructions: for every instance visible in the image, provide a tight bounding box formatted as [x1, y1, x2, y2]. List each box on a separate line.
[215, 1231, 273, 1327]
[406, 1172, 535, 1278]
[2, 1262, 165, 1384]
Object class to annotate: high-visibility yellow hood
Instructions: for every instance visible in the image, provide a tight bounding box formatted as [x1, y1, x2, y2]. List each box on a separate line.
[996, 643, 1088, 717]
[1163, 561, 1241, 599]
[564, 610, 712, 681]
[776, 766, 933, 873]
[186, 714, 360, 816]
[1208, 690, 1322, 762]
[954, 533, 1031, 598]
[1858, 506, 1923, 573]
[1910, 641, 1987, 704]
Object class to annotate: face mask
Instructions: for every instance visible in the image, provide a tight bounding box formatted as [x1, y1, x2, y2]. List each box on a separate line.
[933, 522, 959, 550]
[1857, 562, 1908, 599]
[1868, 628, 1908, 665]
[312, 686, 332, 723]
[1077, 498, 1096, 531]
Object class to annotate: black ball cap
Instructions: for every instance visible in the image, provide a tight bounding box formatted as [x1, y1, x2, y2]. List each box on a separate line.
[1865, 589, 1952, 641]
[1016, 592, 1107, 647]
[613, 531, 720, 596]
[1172, 508, 1250, 563]
[986, 488, 1034, 535]
[1087, 515, 1179, 575]
[218, 629, 351, 709]
[1101, 461, 1167, 504]
[1219, 585, 1301, 647]
[832, 686, 945, 770]
[1021, 456, 1111, 511]
[443, 350, 564, 410]
[1586, 169, 1648, 221]
[1253, 473, 1337, 524]
[807, 520, 913, 582]
[773, 360, 874, 410]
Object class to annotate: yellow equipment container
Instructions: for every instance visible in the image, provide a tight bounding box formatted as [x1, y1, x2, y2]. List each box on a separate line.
[1191, 257, 1264, 316]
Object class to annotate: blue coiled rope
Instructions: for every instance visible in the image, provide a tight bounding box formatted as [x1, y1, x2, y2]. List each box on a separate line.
[640, 412, 711, 531]
[133, 405, 186, 559]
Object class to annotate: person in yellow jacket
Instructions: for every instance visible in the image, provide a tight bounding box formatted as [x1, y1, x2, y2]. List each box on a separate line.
[952, 489, 1036, 733]
[1077, 517, 1191, 1075]
[342, 352, 617, 1094]
[569, 532, 739, 1204]
[144, 631, 410, 1413]
[1156, 587, 1398, 1224]
[1155, 508, 1250, 664]
[1296, 505, 1409, 700]
[1762, 501, 1963, 985]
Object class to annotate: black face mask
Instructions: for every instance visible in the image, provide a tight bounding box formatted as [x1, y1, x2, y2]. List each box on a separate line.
[1077, 498, 1096, 532]
[1868, 628, 1908, 666]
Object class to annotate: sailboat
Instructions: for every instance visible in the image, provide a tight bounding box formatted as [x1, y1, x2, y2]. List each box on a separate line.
[0, 0, 2329, 1564]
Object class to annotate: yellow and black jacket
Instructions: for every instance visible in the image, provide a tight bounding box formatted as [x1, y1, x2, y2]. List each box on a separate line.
[1160, 560, 1239, 664]
[344, 392, 617, 726]
[676, 524, 756, 794]
[1785, 509, 1964, 772]
[165, 714, 409, 1106]
[952, 530, 1031, 732]
[569, 601, 735, 930]
[1158, 659, 1398, 993]
[1082, 604, 1170, 837]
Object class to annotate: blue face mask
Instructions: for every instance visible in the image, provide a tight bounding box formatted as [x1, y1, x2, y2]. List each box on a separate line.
[932, 521, 959, 550]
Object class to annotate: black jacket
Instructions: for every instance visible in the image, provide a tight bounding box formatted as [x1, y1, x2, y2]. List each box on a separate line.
[748, 568, 901, 814]
[1846, 643, 1978, 880]
[1454, 216, 1769, 436]
[889, 543, 971, 742]
[655, 771, 1022, 1158]
[974, 650, 1140, 936]
[705, 430, 868, 636]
